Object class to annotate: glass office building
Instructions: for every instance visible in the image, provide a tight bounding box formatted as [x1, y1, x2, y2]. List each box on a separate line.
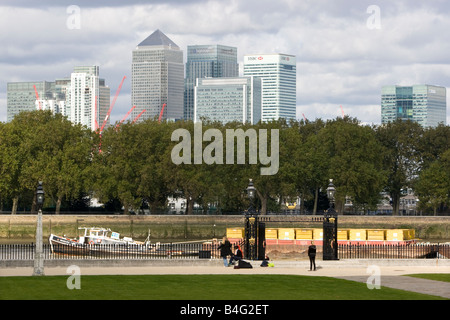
[243, 53, 296, 122]
[185, 45, 239, 120]
[132, 30, 184, 122]
[7, 81, 54, 122]
[7, 66, 110, 132]
[194, 77, 261, 124]
[381, 85, 446, 127]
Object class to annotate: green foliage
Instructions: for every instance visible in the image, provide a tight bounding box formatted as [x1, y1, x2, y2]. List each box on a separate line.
[0, 111, 448, 215]
[0, 111, 94, 214]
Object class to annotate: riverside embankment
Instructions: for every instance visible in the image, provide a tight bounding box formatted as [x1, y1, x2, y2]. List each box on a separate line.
[1, 215, 449, 242]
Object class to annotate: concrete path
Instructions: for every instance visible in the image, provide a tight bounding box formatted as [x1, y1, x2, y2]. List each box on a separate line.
[1, 259, 449, 299]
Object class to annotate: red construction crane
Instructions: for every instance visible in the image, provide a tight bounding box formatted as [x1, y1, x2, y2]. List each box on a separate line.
[94, 96, 99, 131]
[158, 103, 167, 123]
[33, 85, 42, 110]
[116, 105, 136, 128]
[100, 75, 126, 133]
[132, 109, 146, 124]
[302, 113, 307, 121]
[340, 105, 345, 118]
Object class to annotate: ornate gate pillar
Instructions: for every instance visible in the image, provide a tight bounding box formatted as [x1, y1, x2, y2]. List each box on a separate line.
[323, 179, 338, 260]
[322, 209, 338, 260]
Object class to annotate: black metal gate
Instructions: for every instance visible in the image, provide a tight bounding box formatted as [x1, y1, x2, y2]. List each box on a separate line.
[244, 214, 266, 260]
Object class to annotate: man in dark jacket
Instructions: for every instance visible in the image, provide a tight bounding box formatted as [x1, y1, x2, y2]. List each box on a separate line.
[308, 241, 316, 271]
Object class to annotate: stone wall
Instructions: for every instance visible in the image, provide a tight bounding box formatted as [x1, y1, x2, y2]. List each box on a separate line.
[0, 214, 449, 241]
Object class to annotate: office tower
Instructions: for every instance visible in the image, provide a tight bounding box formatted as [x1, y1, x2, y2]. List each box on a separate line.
[381, 85, 446, 127]
[6, 66, 110, 132]
[243, 53, 296, 122]
[7, 81, 54, 122]
[132, 29, 184, 122]
[185, 45, 239, 120]
[194, 76, 261, 124]
[67, 66, 110, 131]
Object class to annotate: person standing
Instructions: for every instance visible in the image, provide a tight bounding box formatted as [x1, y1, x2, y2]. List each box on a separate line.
[218, 237, 232, 267]
[308, 241, 316, 271]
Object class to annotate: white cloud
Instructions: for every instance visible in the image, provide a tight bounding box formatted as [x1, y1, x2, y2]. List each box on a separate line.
[1, 0, 449, 125]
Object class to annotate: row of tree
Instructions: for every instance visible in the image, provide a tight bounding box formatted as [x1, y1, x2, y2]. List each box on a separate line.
[0, 110, 448, 215]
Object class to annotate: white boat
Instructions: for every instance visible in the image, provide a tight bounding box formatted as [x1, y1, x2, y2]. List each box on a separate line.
[49, 227, 158, 255]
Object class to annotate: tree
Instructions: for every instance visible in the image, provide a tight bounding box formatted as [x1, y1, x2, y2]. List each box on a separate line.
[319, 117, 386, 213]
[0, 111, 94, 214]
[92, 121, 146, 214]
[375, 120, 424, 215]
[414, 149, 450, 215]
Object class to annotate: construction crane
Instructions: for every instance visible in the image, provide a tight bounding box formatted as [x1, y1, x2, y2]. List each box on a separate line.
[33, 85, 42, 110]
[94, 96, 99, 131]
[116, 105, 136, 128]
[100, 75, 126, 133]
[96, 76, 126, 153]
[340, 105, 345, 118]
[158, 103, 166, 123]
[132, 109, 146, 124]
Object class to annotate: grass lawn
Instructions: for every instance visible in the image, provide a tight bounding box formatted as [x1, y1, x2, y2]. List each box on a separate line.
[0, 274, 447, 300]
[405, 273, 450, 282]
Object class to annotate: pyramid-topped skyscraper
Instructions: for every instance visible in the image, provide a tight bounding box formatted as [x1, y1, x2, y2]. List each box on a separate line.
[137, 29, 179, 48]
[131, 30, 183, 122]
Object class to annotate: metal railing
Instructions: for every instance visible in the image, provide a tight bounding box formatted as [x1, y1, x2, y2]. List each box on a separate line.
[338, 243, 450, 259]
[0, 240, 245, 261]
[1, 242, 448, 261]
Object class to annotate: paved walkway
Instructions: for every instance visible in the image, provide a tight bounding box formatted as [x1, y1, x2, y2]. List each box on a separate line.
[1, 260, 449, 299]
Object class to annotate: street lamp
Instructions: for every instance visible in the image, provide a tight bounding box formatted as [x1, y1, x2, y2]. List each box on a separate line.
[246, 178, 256, 215]
[33, 181, 45, 276]
[247, 179, 256, 200]
[326, 179, 336, 208]
[36, 181, 44, 209]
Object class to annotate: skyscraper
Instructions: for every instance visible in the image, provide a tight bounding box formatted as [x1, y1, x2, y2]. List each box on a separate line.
[67, 66, 110, 131]
[243, 53, 296, 122]
[7, 81, 54, 122]
[185, 45, 239, 120]
[131, 29, 184, 122]
[7, 66, 110, 132]
[194, 76, 261, 124]
[381, 85, 446, 127]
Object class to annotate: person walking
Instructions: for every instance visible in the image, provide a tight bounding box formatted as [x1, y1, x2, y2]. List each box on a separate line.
[308, 241, 316, 271]
[218, 237, 232, 267]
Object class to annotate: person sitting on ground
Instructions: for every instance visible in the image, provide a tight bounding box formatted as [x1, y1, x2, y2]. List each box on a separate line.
[228, 245, 243, 266]
[260, 255, 270, 267]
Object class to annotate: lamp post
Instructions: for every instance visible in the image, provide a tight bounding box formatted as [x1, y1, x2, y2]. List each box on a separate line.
[33, 181, 45, 276]
[326, 179, 336, 208]
[323, 179, 338, 260]
[246, 178, 256, 214]
[244, 179, 266, 260]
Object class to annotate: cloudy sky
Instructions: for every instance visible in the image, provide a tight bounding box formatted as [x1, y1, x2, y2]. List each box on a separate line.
[1, 0, 449, 125]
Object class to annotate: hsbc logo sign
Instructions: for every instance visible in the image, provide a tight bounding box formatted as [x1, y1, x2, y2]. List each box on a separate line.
[247, 56, 264, 61]
[245, 54, 295, 65]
